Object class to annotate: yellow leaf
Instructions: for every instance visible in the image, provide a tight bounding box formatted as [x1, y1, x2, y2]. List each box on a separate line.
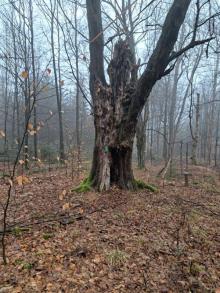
[62, 202, 70, 211]
[20, 70, 28, 79]
[19, 160, 25, 165]
[0, 130, 5, 138]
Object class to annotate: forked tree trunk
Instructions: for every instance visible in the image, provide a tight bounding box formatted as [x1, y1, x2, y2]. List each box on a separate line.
[86, 0, 195, 190]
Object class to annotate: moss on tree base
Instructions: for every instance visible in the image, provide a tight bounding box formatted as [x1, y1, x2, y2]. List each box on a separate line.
[72, 177, 93, 193]
[72, 177, 158, 193]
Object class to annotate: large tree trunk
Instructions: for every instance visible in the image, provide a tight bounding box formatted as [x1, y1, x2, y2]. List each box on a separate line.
[86, 0, 193, 190]
[88, 47, 137, 190]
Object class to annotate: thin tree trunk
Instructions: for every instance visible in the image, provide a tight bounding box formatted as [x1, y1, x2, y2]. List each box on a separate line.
[191, 93, 200, 165]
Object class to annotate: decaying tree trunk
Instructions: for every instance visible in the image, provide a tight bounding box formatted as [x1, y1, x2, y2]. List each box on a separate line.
[89, 41, 137, 190]
[86, 0, 209, 191]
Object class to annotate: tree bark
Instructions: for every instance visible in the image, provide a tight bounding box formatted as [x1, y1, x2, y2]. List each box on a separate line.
[136, 103, 149, 169]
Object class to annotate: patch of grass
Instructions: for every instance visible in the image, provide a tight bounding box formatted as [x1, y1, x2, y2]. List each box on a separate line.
[22, 262, 34, 270]
[14, 259, 34, 270]
[43, 233, 54, 240]
[113, 212, 125, 222]
[106, 249, 128, 267]
[190, 262, 205, 276]
[14, 259, 23, 265]
[188, 210, 201, 222]
[134, 179, 158, 192]
[137, 236, 146, 247]
[72, 176, 92, 193]
[12, 226, 29, 237]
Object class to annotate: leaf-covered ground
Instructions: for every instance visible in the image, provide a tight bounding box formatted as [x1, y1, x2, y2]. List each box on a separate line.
[0, 166, 220, 292]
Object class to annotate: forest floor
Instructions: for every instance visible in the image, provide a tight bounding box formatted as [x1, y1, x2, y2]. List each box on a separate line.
[0, 164, 220, 293]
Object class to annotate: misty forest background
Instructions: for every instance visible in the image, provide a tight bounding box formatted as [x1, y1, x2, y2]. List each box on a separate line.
[0, 0, 220, 175]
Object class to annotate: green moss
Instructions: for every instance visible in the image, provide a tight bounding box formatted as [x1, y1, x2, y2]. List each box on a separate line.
[72, 176, 93, 193]
[134, 179, 158, 192]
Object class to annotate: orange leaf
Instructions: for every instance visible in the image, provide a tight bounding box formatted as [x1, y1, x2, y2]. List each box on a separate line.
[62, 202, 70, 211]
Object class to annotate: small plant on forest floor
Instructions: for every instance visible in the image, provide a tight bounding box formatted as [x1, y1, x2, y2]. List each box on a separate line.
[137, 236, 146, 247]
[14, 259, 34, 270]
[12, 226, 30, 237]
[106, 249, 128, 268]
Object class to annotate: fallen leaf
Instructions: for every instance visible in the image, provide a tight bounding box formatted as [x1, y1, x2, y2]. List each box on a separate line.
[16, 175, 31, 186]
[59, 189, 67, 200]
[62, 202, 70, 211]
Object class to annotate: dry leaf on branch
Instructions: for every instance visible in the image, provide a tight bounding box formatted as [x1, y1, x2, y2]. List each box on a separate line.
[20, 70, 28, 79]
[0, 129, 5, 138]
